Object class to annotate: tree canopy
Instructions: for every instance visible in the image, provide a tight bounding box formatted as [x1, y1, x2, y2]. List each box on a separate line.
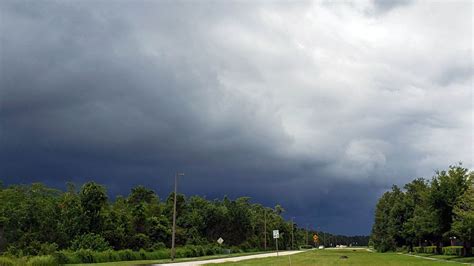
[0, 181, 368, 256]
[371, 164, 473, 255]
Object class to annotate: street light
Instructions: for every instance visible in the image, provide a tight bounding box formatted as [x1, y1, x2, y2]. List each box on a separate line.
[171, 172, 184, 261]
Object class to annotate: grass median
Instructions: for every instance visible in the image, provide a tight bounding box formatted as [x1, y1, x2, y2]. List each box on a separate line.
[206, 248, 473, 265]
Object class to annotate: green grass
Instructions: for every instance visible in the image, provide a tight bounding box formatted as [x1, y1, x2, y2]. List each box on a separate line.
[207, 249, 473, 265]
[409, 253, 474, 264]
[66, 251, 270, 266]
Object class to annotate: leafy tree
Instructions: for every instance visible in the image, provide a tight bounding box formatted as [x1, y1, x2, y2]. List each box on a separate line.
[451, 176, 474, 255]
[371, 164, 473, 256]
[429, 165, 471, 243]
[79, 182, 107, 233]
[0, 180, 367, 255]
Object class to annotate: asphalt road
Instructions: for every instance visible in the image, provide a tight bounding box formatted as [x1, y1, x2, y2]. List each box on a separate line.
[155, 250, 305, 265]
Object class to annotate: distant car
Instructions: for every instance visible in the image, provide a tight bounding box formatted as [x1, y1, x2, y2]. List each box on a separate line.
[318, 245, 324, 249]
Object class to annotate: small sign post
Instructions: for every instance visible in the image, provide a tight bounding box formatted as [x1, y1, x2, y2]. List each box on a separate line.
[217, 237, 225, 255]
[273, 230, 279, 256]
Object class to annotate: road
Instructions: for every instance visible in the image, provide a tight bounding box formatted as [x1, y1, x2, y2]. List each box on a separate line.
[154, 250, 305, 265]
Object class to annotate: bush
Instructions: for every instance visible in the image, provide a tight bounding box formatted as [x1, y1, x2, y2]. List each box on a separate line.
[27, 255, 57, 266]
[75, 249, 96, 263]
[413, 246, 423, 253]
[424, 246, 438, 254]
[150, 242, 166, 251]
[52, 251, 70, 264]
[130, 234, 151, 251]
[38, 243, 58, 256]
[71, 233, 111, 252]
[229, 246, 243, 254]
[38, 245, 219, 264]
[0, 257, 15, 266]
[396, 246, 408, 253]
[300, 245, 313, 250]
[203, 245, 221, 256]
[442, 246, 463, 256]
[143, 249, 169, 260]
[117, 249, 140, 261]
[175, 246, 193, 258]
[92, 250, 120, 263]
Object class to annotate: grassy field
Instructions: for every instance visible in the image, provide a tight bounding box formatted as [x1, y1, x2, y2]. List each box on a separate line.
[207, 249, 474, 265]
[66, 251, 270, 266]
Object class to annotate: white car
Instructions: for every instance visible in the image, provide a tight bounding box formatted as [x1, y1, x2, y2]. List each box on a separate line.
[318, 245, 325, 249]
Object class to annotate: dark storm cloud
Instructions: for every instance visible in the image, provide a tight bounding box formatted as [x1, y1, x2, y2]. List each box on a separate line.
[1, 1, 471, 234]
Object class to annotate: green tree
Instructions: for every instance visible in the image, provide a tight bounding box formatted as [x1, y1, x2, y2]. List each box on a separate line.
[79, 182, 107, 233]
[429, 164, 471, 244]
[451, 176, 474, 255]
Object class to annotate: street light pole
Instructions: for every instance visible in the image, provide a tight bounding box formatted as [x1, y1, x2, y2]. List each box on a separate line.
[171, 172, 184, 261]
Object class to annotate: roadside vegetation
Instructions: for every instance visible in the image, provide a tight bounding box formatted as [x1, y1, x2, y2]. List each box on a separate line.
[0, 180, 368, 265]
[370, 164, 473, 257]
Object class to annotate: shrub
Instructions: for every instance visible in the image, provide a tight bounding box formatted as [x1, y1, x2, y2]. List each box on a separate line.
[424, 246, 438, 254]
[300, 245, 313, 250]
[27, 255, 57, 266]
[175, 246, 193, 258]
[396, 246, 408, 253]
[0, 257, 15, 266]
[51, 251, 70, 264]
[38, 243, 58, 256]
[74, 249, 95, 263]
[117, 249, 139, 261]
[92, 250, 120, 263]
[71, 233, 111, 252]
[150, 242, 166, 250]
[413, 246, 423, 253]
[130, 234, 151, 251]
[442, 246, 463, 256]
[147, 249, 169, 259]
[203, 245, 220, 256]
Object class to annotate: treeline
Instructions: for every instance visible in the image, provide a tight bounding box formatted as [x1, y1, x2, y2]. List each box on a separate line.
[370, 164, 473, 256]
[0, 181, 368, 257]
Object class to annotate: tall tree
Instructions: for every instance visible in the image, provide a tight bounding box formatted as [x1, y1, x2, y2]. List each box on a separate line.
[451, 176, 474, 255]
[79, 182, 107, 233]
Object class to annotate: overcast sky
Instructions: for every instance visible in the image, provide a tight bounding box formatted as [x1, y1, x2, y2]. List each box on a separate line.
[1, 0, 472, 235]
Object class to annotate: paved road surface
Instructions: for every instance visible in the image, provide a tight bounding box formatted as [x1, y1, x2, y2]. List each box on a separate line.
[155, 250, 305, 266]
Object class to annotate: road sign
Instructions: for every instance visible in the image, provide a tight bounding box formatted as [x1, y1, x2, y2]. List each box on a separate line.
[217, 237, 224, 245]
[273, 230, 279, 239]
[313, 234, 319, 243]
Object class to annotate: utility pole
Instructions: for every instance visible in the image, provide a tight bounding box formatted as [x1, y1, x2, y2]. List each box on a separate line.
[264, 209, 267, 250]
[291, 217, 295, 250]
[171, 172, 184, 261]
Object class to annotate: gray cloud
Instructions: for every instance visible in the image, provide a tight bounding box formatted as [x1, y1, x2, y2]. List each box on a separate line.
[0, 0, 471, 234]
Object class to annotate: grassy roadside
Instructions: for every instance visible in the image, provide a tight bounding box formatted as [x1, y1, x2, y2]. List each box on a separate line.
[66, 250, 273, 266]
[206, 249, 472, 265]
[403, 252, 474, 264]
